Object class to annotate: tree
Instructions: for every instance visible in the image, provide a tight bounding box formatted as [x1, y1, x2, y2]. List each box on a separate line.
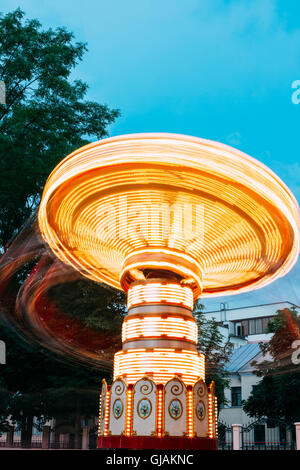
[0, 319, 108, 446]
[0, 376, 10, 435]
[0, 8, 120, 446]
[48, 278, 126, 334]
[260, 306, 300, 359]
[243, 307, 300, 422]
[242, 372, 300, 423]
[0, 8, 120, 249]
[194, 301, 233, 410]
[0, 222, 126, 447]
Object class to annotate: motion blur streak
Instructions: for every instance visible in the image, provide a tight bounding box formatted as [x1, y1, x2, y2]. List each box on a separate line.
[0, 213, 119, 368]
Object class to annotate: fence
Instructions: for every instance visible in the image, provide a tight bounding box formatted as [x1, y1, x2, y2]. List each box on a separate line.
[0, 422, 298, 449]
[218, 418, 298, 450]
[0, 427, 97, 449]
[218, 420, 233, 450]
[0, 436, 43, 448]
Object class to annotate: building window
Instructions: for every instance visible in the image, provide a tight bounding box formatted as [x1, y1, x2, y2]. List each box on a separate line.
[255, 318, 263, 334]
[262, 317, 271, 332]
[241, 320, 249, 336]
[218, 425, 226, 442]
[241, 317, 274, 336]
[267, 419, 276, 429]
[231, 387, 242, 407]
[254, 424, 265, 444]
[235, 323, 242, 337]
[249, 319, 256, 335]
[279, 424, 287, 443]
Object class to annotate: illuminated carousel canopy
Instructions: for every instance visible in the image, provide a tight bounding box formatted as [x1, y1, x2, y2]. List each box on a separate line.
[38, 133, 300, 299]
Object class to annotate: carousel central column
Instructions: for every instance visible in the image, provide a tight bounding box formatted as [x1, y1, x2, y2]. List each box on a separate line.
[98, 271, 218, 449]
[113, 276, 205, 385]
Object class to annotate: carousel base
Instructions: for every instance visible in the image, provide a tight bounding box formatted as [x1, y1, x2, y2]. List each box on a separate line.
[97, 436, 218, 450]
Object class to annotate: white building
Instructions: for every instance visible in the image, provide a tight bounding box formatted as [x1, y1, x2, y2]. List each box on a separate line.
[205, 301, 299, 445]
[219, 342, 268, 425]
[205, 301, 299, 347]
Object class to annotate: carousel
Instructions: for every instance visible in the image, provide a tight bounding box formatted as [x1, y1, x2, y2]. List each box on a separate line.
[38, 133, 300, 449]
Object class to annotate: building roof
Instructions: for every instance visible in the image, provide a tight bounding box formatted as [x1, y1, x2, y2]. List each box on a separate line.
[225, 343, 261, 373]
[205, 301, 300, 323]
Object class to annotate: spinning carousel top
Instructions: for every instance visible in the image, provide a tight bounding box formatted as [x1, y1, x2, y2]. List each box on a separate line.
[38, 133, 300, 300]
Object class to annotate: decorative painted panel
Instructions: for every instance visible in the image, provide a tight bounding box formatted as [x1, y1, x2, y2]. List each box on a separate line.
[164, 377, 187, 436]
[132, 377, 157, 436]
[193, 379, 209, 437]
[109, 378, 127, 436]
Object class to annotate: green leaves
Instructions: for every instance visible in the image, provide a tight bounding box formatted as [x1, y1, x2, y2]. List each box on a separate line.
[194, 302, 233, 409]
[0, 8, 120, 248]
[243, 307, 300, 422]
[243, 372, 300, 423]
[48, 278, 126, 333]
[0, 7, 120, 439]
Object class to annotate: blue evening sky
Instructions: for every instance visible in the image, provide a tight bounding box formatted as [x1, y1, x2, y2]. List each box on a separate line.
[2, 0, 300, 312]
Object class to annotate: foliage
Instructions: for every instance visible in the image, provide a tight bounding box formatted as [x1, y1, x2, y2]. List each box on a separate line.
[0, 319, 107, 443]
[0, 8, 119, 248]
[242, 372, 300, 422]
[48, 278, 126, 333]
[0, 376, 10, 435]
[194, 301, 233, 410]
[260, 306, 300, 359]
[0, 8, 120, 444]
[242, 307, 300, 422]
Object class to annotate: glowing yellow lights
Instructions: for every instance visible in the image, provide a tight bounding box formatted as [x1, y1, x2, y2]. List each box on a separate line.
[125, 386, 133, 437]
[103, 390, 111, 437]
[208, 392, 213, 439]
[114, 349, 205, 385]
[117, 280, 202, 389]
[122, 315, 198, 343]
[187, 387, 194, 438]
[98, 390, 102, 437]
[214, 396, 218, 439]
[127, 282, 193, 309]
[120, 250, 203, 298]
[156, 386, 164, 438]
[38, 133, 300, 299]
